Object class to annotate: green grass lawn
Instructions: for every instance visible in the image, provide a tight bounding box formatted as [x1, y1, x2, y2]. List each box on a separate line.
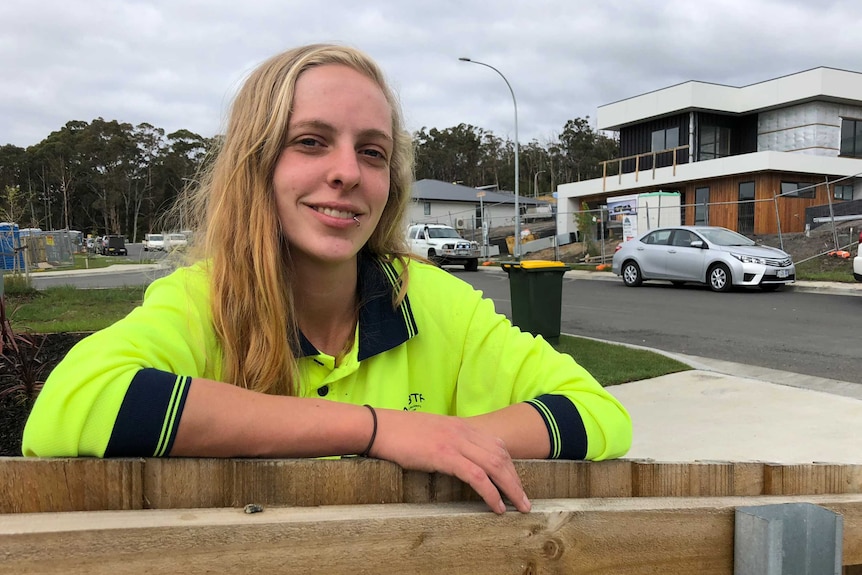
[794, 257, 855, 282]
[6, 285, 147, 333]
[4, 284, 691, 386]
[553, 336, 690, 386]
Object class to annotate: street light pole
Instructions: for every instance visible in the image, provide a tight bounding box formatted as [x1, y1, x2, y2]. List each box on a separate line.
[533, 170, 546, 198]
[459, 57, 521, 260]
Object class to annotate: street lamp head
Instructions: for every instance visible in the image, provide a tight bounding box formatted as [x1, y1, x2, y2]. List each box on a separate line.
[458, 57, 471, 62]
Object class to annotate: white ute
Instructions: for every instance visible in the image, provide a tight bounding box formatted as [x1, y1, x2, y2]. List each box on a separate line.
[407, 223, 480, 271]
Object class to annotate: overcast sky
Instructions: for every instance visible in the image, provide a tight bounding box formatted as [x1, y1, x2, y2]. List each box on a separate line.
[2, 0, 861, 149]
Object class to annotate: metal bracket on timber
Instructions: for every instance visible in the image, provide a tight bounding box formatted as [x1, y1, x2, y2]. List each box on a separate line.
[735, 503, 843, 574]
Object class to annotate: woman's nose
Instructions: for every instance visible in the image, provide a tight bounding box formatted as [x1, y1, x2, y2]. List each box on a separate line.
[328, 146, 361, 190]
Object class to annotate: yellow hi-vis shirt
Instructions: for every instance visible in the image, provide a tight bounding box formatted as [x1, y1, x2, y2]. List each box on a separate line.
[23, 255, 631, 460]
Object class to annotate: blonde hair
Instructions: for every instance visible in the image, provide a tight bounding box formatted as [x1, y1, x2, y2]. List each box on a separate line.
[180, 44, 414, 395]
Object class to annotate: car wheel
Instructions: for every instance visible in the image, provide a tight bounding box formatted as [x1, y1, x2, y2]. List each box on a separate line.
[621, 261, 642, 287]
[427, 249, 441, 266]
[464, 259, 478, 272]
[707, 263, 732, 292]
[760, 284, 781, 292]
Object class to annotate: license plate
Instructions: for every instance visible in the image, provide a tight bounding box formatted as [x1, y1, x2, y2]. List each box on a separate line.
[777, 269, 789, 278]
[456, 250, 469, 256]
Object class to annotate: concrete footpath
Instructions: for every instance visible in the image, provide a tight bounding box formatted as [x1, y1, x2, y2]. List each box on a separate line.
[24, 263, 862, 465]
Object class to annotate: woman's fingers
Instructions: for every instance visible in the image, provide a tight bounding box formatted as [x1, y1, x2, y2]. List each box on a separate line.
[374, 409, 531, 514]
[451, 434, 531, 514]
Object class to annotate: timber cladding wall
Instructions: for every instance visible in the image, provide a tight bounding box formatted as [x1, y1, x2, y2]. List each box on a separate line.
[2, 458, 862, 574]
[681, 172, 835, 234]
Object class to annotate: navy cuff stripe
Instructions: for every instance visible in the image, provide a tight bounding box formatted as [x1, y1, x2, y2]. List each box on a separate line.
[105, 368, 191, 457]
[526, 394, 588, 460]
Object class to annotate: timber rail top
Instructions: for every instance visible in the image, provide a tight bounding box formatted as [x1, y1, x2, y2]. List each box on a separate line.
[2, 457, 862, 514]
[4, 458, 862, 574]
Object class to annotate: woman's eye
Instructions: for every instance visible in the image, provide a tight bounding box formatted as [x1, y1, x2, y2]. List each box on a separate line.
[362, 148, 386, 160]
[298, 138, 320, 147]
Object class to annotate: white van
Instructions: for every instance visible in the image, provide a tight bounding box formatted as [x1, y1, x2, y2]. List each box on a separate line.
[167, 233, 188, 250]
[143, 233, 165, 251]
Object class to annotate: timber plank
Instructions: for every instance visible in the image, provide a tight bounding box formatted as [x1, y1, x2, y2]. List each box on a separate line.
[0, 457, 142, 513]
[764, 463, 862, 495]
[2, 495, 862, 574]
[230, 458, 403, 506]
[143, 458, 233, 509]
[144, 458, 404, 509]
[5, 459, 862, 514]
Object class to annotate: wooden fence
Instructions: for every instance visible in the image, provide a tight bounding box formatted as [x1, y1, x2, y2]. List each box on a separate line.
[2, 457, 862, 574]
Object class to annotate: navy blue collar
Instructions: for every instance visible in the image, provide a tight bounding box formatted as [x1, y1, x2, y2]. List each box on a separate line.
[297, 254, 418, 361]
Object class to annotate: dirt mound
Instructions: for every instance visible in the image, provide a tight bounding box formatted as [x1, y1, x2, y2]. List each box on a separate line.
[756, 219, 861, 264]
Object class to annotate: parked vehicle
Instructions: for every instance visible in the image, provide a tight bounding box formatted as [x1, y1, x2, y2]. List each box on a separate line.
[104, 235, 127, 256]
[854, 229, 862, 282]
[611, 225, 796, 292]
[143, 233, 165, 251]
[406, 223, 480, 271]
[166, 233, 188, 250]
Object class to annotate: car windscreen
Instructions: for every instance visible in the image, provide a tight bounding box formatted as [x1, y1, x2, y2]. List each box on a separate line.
[427, 229, 461, 239]
[697, 228, 755, 246]
[149, 235, 163, 241]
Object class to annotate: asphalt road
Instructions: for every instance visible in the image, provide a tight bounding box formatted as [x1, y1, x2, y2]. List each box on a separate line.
[28, 259, 860, 384]
[453, 269, 862, 385]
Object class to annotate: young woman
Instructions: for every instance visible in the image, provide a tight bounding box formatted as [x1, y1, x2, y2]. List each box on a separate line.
[23, 44, 631, 514]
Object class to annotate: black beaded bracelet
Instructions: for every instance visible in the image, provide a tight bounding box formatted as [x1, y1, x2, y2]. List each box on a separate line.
[360, 404, 377, 457]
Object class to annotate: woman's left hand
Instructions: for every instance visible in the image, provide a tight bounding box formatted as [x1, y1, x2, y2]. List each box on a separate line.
[367, 409, 531, 514]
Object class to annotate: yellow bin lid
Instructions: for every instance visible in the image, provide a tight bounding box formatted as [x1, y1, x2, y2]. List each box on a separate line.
[519, 260, 567, 269]
[501, 260, 567, 270]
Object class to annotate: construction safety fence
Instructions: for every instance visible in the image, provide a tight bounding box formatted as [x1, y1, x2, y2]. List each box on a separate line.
[411, 188, 860, 261]
[0, 229, 78, 272]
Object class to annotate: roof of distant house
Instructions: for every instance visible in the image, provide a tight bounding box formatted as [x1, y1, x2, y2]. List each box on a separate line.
[411, 179, 546, 205]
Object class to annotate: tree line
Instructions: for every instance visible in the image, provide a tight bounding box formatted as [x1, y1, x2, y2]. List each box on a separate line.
[0, 116, 617, 241]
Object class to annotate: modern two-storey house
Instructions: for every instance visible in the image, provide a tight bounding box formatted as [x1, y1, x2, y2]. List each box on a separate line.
[556, 67, 862, 238]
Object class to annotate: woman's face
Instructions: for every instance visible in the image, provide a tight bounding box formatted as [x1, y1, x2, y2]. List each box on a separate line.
[273, 64, 393, 268]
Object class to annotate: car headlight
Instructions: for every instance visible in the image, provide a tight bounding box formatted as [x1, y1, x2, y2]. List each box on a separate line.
[731, 253, 766, 265]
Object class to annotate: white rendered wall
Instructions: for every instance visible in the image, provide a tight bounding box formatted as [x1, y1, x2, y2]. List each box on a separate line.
[758, 102, 862, 156]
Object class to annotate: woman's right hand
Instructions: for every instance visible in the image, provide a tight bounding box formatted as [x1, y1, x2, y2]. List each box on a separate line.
[367, 408, 531, 515]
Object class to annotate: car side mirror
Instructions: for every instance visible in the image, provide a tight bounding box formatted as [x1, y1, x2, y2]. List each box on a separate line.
[690, 240, 704, 249]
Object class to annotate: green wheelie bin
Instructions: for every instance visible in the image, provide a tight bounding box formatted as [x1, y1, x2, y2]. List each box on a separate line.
[501, 260, 571, 342]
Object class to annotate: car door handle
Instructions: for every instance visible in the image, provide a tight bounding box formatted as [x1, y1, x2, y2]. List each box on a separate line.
[668, 249, 677, 254]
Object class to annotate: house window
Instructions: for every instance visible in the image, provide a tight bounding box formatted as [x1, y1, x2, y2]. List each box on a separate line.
[835, 184, 854, 200]
[651, 127, 679, 152]
[699, 125, 731, 160]
[738, 181, 755, 234]
[423, 202, 431, 215]
[780, 182, 816, 199]
[839, 118, 862, 158]
[695, 187, 709, 225]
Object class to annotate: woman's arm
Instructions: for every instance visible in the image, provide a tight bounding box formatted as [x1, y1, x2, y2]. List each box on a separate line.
[172, 378, 531, 514]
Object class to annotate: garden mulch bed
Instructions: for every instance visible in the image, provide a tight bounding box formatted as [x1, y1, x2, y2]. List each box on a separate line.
[0, 332, 89, 456]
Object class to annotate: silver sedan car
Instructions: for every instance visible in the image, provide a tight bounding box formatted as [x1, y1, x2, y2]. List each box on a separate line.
[611, 226, 796, 292]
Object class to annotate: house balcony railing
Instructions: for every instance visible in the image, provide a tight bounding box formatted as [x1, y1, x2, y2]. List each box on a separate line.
[599, 145, 690, 192]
